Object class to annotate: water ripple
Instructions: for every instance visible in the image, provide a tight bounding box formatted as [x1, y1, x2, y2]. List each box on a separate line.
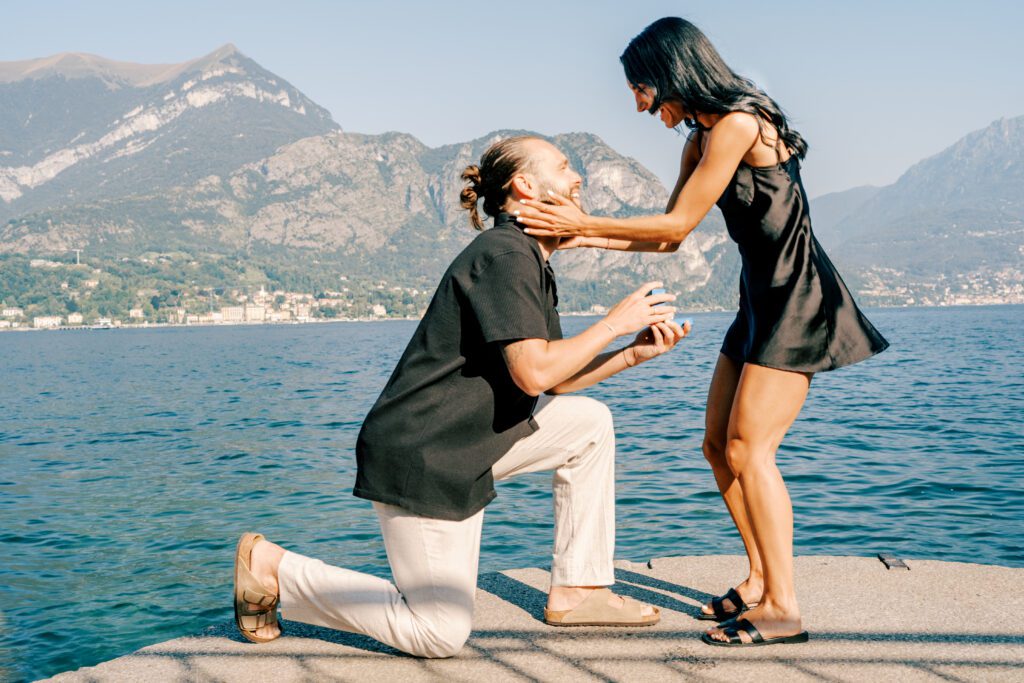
[0, 306, 1021, 681]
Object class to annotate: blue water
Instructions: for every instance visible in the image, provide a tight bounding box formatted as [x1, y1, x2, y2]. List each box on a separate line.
[1, 305, 1022, 681]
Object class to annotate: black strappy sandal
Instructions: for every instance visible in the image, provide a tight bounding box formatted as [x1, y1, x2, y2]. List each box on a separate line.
[696, 587, 758, 621]
[701, 617, 809, 647]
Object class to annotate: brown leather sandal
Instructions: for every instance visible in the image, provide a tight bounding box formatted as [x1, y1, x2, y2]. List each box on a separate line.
[544, 588, 660, 627]
[233, 532, 281, 643]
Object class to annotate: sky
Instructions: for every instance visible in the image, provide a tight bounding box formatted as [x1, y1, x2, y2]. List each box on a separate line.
[3, 0, 1023, 198]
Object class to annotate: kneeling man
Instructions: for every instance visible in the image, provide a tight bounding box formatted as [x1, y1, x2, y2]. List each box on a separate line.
[232, 135, 688, 657]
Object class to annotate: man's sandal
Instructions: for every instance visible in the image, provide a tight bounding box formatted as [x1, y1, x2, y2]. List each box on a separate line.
[696, 587, 759, 621]
[544, 588, 660, 627]
[701, 617, 809, 647]
[233, 532, 282, 643]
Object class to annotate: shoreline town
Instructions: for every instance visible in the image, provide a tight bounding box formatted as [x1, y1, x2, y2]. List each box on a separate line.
[1, 300, 1021, 333]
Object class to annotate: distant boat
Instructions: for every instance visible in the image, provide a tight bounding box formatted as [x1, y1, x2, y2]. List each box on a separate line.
[91, 318, 114, 330]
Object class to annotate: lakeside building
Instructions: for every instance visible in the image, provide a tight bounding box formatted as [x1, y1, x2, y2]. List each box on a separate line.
[129, 309, 144, 319]
[244, 304, 266, 322]
[268, 310, 292, 322]
[221, 306, 244, 322]
[67, 313, 84, 325]
[33, 316, 63, 329]
[2, 307, 24, 318]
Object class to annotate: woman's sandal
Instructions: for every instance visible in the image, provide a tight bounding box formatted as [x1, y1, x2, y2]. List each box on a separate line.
[696, 587, 759, 621]
[233, 532, 282, 643]
[544, 588, 661, 627]
[701, 617, 809, 647]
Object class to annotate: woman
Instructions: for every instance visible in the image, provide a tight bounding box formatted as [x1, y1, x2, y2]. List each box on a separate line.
[516, 17, 888, 647]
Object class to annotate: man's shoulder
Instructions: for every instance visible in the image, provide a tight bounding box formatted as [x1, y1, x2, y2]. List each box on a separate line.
[455, 226, 542, 270]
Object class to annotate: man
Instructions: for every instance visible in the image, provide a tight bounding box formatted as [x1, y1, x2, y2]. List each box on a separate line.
[232, 136, 689, 657]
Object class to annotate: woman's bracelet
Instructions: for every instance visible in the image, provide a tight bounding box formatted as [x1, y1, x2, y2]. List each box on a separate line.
[622, 347, 636, 367]
[600, 320, 616, 335]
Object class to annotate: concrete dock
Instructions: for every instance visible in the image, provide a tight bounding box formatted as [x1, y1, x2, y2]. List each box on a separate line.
[46, 555, 1024, 681]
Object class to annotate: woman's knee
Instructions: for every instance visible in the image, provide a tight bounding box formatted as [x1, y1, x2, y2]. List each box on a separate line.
[702, 434, 727, 468]
[724, 437, 773, 477]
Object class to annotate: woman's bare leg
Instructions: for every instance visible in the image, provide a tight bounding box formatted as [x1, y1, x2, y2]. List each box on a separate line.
[700, 354, 763, 616]
[706, 363, 811, 642]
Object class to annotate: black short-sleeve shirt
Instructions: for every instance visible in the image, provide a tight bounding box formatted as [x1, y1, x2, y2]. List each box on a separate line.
[353, 213, 562, 521]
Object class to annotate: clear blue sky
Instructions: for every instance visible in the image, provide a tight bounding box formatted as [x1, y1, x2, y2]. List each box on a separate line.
[4, 0, 1022, 197]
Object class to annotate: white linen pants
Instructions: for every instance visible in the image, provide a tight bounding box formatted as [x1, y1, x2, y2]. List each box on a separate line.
[277, 394, 616, 658]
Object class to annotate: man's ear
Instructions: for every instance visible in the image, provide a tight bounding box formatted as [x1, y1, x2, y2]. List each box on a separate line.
[509, 174, 536, 200]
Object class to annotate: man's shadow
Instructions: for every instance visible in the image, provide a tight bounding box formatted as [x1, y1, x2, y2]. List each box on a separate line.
[476, 567, 713, 621]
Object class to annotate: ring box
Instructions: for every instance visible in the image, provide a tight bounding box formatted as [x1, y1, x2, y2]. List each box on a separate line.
[648, 287, 675, 323]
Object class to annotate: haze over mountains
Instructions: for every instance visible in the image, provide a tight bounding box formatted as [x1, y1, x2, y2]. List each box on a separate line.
[1, 45, 1020, 311]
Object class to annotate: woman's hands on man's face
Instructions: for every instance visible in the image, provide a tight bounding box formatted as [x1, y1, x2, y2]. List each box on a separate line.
[515, 190, 589, 238]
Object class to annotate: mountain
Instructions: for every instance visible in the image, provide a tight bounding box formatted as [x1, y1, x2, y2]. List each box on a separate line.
[2, 46, 1019, 317]
[1, 128, 737, 309]
[0, 45, 338, 219]
[809, 185, 882, 251]
[813, 116, 1024, 275]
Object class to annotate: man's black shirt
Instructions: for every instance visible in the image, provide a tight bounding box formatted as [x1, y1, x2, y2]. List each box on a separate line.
[354, 213, 562, 521]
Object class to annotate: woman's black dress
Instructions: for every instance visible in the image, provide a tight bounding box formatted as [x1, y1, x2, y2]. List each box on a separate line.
[716, 153, 889, 372]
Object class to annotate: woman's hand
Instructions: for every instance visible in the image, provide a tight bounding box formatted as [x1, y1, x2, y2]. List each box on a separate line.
[516, 191, 590, 238]
[628, 319, 691, 365]
[556, 236, 588, 250]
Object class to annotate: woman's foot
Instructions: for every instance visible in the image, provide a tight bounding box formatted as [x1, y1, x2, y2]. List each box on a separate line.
[699, 577, 762, 619]
[704, 600, 801, 643]
[246, 539, 285, 640]
[548, 586, 658, 619]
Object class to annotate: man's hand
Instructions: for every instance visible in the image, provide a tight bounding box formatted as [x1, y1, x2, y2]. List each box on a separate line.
[603, 281, 677, 336]
[628, 320, 691, 365]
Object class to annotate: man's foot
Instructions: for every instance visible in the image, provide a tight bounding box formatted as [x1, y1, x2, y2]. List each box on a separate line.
[699, 578, 761, 620]
[703, 602, 801, 644]
[245, 538, 284, 640]
[548, 589, 659, 626]
[548, 585, 657, 617]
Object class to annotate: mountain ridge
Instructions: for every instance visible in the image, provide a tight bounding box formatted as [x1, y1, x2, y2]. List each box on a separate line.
[0, 44, 242, 87]
[0, 44, 339, 219]
[0, 46, 1020, 314]
[824, 115, 1024, 275]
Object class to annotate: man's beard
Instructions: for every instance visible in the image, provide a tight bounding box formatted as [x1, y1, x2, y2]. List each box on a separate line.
[536, 184, 583, 211]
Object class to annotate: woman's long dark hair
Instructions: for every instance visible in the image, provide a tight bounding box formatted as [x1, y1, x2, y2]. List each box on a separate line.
[620, 17, 807, 158]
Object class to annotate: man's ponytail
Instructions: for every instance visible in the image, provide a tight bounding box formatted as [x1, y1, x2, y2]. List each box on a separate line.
[459, 136, 538, 230]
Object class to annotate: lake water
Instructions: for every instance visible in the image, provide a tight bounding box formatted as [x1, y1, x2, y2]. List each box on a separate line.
[1, 305, 1022, 681]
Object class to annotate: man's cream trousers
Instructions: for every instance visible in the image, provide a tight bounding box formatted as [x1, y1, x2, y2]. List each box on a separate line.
[278, 394, 616, 657]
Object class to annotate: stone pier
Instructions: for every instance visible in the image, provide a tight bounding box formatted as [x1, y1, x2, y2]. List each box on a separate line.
[45, 555, 1024, 682]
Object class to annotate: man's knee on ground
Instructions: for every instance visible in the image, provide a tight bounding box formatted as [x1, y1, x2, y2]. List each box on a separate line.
[409, 618, 472, 659]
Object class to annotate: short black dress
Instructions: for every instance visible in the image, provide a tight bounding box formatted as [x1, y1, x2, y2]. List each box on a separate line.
[716, 149, 889, 373]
